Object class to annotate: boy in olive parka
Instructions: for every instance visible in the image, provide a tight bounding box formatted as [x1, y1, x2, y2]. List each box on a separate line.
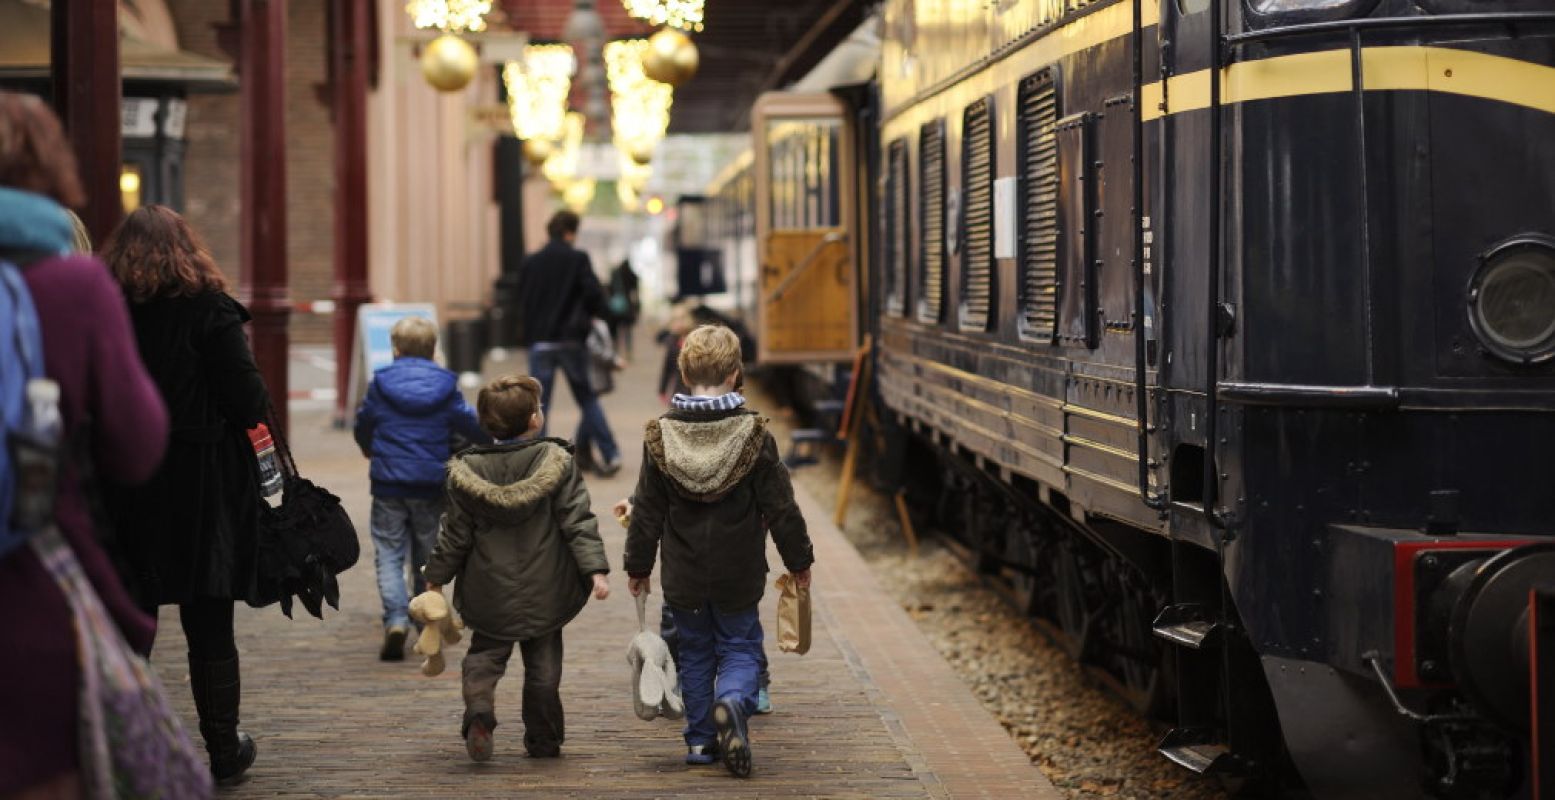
[423, 375, 610, 763]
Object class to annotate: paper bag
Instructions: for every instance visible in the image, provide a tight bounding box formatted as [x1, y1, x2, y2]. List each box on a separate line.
[774, 573, 811, 655]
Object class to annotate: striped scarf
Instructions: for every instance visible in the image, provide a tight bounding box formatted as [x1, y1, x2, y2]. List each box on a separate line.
[671, 391, 746, 412]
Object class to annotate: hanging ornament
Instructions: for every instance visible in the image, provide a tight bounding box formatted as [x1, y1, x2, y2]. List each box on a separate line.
[406, 0, 492, 33]
[543, 112, 588, 190]
[421, 33, 479, 92]
[605, 39, 673, 168]
[522, 138, 555, 167]
[503, 44, 577, 163]
[563, 178, 597, 213]
[642, 28, 698, 88]
[620, 0, 704, 32]
[625, 140, 655, 166]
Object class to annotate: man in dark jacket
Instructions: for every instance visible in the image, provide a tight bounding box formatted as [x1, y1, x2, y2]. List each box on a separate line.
[353, 316, 490, 660]
[625, 324, 814, 778]
[515, 210, 622, 476]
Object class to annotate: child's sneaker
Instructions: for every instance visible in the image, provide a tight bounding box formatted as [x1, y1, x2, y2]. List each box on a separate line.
[685, 744, 718, 765]
[713, 697, 752, 778]
[466, 719, 493, 762]
[755, 687, 772, 715]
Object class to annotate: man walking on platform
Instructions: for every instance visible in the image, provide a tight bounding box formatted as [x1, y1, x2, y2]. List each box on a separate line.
[515, 210, 622, 476]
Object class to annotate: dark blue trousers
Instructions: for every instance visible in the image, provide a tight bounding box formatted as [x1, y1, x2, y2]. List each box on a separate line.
[668, 601, 763, 747]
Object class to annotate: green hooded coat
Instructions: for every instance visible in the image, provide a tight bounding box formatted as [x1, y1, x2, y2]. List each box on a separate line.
[423, 438, 608, 641]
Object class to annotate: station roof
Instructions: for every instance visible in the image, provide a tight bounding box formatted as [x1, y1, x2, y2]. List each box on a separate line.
[498, 0, 867, 133]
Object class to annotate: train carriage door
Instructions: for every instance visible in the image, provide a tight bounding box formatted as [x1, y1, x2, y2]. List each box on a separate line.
[752, 92, 860, 363]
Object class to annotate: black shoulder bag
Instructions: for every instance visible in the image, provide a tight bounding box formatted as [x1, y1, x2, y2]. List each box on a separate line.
[249, 407, 359, 619]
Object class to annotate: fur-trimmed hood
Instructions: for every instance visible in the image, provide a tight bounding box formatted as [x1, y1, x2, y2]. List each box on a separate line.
[644, 409, 768, 502]
[447, 439, 572, 521]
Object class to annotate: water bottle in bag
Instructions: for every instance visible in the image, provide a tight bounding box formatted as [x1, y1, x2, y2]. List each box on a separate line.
[249, 423, 283, 498]
[10, 378, 62, 534]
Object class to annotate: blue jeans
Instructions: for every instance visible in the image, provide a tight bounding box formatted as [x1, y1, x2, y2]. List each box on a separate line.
[669, 601, 763, 747]
[528, 344, 620, 463]
[369, 495, 444, 629]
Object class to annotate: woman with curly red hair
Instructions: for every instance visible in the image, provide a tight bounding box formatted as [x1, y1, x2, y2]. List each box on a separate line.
[101, 204, 272, 786]
[0, 91, 171, 798]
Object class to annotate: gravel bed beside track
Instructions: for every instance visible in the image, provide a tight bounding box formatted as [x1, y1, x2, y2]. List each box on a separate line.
[755, 392, 1226, 799]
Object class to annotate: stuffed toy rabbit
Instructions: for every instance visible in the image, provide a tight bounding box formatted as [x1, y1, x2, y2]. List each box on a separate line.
[408, 589, 463, 677]
[627, 592, 683, 721]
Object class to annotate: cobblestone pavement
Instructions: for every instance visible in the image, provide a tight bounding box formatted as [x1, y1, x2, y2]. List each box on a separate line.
[148, 339, 1058, 798]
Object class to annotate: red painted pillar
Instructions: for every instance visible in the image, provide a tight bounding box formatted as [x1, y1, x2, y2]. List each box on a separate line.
[331, 0, 373, 426]
[238, 0, 291, 432]
[50, 0, 121, 248]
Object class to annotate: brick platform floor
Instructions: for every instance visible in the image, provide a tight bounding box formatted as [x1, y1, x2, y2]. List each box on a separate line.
[148, 341, 1057, 798]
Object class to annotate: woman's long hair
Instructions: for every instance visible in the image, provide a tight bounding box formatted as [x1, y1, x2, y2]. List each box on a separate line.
[102, 205, 229, 302]
[0, 90, 85, 207]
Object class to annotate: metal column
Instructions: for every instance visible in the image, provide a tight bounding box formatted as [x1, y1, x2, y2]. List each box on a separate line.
[239, 0, 291, 432]
[331, 0, 373, 425]
[50, 0, 121, 248]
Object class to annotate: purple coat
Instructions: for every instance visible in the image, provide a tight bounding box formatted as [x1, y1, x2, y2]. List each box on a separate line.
[0, 254, 169, 791]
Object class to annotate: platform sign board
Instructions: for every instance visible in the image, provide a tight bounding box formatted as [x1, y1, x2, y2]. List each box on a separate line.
[345, 303, 438, 423]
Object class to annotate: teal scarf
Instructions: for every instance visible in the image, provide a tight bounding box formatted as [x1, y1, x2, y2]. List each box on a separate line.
[0, 187, 73, 256]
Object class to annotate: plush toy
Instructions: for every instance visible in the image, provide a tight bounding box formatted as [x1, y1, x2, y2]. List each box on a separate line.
[408, 589, 463, 677]
[627, 592, 684, 720]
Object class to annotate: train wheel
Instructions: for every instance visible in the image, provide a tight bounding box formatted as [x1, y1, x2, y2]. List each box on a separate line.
[1095, 560, 1168, 717]
[1003, 517, 1040, 616]
[1032, 537, 1093, 660]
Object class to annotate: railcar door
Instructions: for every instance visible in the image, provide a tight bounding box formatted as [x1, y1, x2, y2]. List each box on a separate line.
[751, 92, 860, 363]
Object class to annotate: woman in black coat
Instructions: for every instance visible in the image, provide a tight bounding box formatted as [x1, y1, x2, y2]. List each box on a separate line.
[607, 258, 641, 359]
[102, 205, 268, 785]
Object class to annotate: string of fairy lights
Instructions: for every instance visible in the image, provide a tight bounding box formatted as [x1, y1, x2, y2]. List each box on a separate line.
[407, 0, 704, 212]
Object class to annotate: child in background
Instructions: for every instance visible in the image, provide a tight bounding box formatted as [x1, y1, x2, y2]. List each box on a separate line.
[655, 303, 695, 404]
[354, 316, 490, 661]
[625, 325, 814, 778]
[422, 375, 610, 763]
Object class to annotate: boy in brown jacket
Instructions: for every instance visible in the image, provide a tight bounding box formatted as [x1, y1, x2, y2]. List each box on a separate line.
[624, 325, 814, 778]
[423, 375, 610, 763]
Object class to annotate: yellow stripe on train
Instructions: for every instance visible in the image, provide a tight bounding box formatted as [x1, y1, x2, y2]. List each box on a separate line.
[1142, 46, 1555, 121]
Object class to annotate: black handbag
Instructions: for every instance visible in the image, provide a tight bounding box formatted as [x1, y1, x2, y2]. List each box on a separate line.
[249, 408, 359, 619]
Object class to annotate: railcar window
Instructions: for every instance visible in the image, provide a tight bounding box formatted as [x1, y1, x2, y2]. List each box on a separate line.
[1245, 0, 1373, 17]
[765, 119, 842, 230]
[1018, 69, 1060, 342]
[885, 137, 911, 317]
[961, 98, 995, 331]
[918, 119, 947, 324]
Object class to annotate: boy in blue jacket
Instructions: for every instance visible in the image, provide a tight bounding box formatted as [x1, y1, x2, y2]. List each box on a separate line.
[354, 316, 490, 660]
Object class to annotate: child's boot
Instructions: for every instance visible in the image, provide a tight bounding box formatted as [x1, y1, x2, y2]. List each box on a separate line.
[713, 697, 752, 778]
[465, 717, 494, 762]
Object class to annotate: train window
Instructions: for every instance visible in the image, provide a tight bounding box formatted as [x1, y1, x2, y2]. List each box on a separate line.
[1244, 0, 1379, 26]
[765, 118, 841, 230]
[1017, 69, 1060, 342]
[885, 137, 911, 317]
[961, 97, 995, 332]
[918, 119, 947, 324]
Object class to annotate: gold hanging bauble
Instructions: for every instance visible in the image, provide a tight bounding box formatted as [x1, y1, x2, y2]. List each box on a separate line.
[625, 141, 655, 166]
[522, 138, 554, 167]
[421, 34, 479, 92]
[642, 28, 698, 87]
[562, 179, 596, 213]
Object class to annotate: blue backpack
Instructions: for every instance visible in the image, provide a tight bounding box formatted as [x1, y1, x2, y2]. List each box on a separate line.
[0, 259, 46, 558]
